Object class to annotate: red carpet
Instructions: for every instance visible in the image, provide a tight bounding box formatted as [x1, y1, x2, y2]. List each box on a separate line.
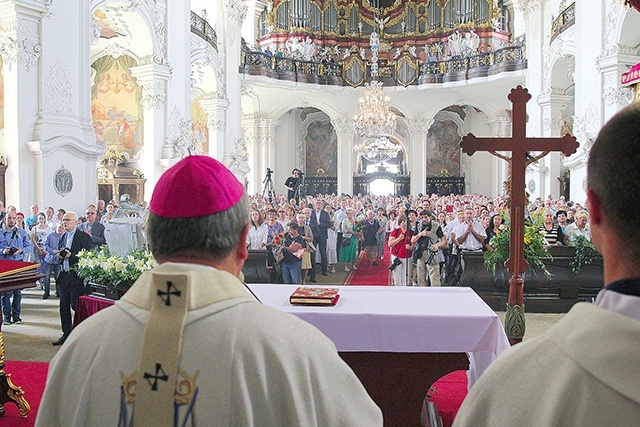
[343, 244, 392, 286]
[431, 370, 468, 426]
[1, 360, 48, 426]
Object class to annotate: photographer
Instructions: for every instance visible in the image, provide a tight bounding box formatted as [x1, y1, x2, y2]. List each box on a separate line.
[411, 210, 446, 287]
[0, 211, 34, 324]
[284, 169, 300, 204]
[388, 215, 413, 286]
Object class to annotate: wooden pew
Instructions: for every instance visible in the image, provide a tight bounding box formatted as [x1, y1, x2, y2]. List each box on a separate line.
[459, 246, 604, 313]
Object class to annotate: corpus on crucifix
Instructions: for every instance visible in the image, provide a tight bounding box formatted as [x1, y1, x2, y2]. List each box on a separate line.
[460, 86, 579, 345]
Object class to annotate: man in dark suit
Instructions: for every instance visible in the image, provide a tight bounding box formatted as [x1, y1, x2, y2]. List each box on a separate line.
[309, 199, 331, 279]
[77, 205, 106, 248]
[52, 211, 93, 346]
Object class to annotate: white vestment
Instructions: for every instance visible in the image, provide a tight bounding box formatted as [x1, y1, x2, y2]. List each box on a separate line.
[454, 295, 640, 426]
[36, 262, 382, 427]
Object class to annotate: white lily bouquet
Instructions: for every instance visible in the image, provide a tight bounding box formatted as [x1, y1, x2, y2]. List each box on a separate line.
[75, 247, 157, 288]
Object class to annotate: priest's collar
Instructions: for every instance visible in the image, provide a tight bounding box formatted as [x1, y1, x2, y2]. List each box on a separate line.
[121, 262, 255, 311]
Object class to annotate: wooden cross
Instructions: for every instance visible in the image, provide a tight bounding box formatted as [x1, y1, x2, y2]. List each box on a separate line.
[459, 86, 579, 344]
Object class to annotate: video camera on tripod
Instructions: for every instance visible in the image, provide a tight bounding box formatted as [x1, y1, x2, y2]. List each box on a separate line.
[263, 168, 273, 183]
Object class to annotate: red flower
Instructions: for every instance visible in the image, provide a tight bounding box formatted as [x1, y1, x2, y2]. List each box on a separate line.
[273, 233, 285, 246]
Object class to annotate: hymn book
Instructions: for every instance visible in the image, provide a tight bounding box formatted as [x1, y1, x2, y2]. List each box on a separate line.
[289, 287, 340, 306]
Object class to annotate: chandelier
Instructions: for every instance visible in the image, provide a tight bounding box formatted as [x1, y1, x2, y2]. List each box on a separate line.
[354, 136, 400, 164]
[353, 25, 399, 164]
[353, 80, 397, 140]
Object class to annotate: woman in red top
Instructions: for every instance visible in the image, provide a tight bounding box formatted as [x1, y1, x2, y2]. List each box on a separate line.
[388, 214, 414, 286]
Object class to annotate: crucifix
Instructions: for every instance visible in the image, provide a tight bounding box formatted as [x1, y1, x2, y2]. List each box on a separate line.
[459, 86, 579, 345]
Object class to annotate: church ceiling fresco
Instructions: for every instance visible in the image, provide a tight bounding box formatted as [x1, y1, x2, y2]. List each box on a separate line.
[93, 9, 127, 40]
[91, 54, 143, 159]
[191, 94, 209, 155]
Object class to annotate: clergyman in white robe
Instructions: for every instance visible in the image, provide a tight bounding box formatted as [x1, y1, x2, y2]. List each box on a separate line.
[36, 262, 383, 426]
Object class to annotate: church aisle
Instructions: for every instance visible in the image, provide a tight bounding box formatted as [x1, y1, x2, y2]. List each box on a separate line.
[343, 243, 392, 286]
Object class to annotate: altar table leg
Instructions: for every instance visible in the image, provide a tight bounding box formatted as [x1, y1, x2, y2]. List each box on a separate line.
[0, 326, 31, 418]
[340, 352, 469, 427]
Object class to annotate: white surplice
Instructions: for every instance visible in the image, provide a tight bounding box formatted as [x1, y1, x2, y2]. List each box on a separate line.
[454, 295, 640, 426]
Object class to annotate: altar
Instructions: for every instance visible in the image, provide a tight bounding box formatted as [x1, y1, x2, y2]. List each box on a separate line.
[248, 285, 510, 426]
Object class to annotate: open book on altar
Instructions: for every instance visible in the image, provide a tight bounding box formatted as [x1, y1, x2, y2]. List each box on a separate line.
[290, 287, 340, 306]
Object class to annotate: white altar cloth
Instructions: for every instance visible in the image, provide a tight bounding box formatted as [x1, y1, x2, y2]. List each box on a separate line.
[247, 285, 510, 388]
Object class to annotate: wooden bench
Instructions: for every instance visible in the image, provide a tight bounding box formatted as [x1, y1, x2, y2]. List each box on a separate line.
[459, 246, 604, 313]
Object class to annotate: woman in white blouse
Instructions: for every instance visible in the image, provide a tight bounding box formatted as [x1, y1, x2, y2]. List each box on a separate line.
[247, 210, 268, 250]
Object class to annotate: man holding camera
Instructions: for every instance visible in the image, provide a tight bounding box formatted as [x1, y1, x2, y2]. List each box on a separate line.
[411, 210, 446, 287]
[284, 168, 301, 204]
[52, 211, 92, 346]
[0, 211, 33, 324]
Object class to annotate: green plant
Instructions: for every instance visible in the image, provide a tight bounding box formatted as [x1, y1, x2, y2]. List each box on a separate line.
[484, 212, 552, 278]
[74, 247, 157, 288]
[568, 234, 600, 273]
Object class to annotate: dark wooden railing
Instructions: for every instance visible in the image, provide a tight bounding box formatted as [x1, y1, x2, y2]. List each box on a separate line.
[240, 44, 527, 88]
[190, 11, 217, 50]
[550, 3, 575, 44]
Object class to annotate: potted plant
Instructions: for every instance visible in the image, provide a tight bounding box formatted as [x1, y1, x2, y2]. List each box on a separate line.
[484, 211, 552, 278]
[568, 234, 600, 273]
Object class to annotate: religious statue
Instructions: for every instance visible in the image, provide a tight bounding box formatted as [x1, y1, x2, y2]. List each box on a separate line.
[374, 16, 390, 37]
[447, 30, 462, 57]
[462, 28, 480, 55]
[490, 150, 551, 206]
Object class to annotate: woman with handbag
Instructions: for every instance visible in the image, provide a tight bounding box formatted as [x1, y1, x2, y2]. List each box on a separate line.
[338, 208, 358, 272]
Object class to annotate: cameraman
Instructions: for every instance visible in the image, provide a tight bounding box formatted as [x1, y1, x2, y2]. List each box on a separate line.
[411, 210, 446, 287]
[388, 215, 413, 286]
[284, 169, 300, 204]
[0, 211, 33, 324]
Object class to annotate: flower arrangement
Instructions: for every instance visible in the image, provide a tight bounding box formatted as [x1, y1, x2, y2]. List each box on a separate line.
[568, 234, 600, 273]
[74, 247, 157, 288]
[268, 232, 286, 263]
[484, 212, 552, 278]
[272, 232, 285, 246]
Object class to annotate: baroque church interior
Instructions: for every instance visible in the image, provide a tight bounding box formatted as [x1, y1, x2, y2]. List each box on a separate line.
[0, 0, 639, 212]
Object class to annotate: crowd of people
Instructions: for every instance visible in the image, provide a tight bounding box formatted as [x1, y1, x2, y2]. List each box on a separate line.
[246, 190, 591, 286]
[0, 197, 146, 345]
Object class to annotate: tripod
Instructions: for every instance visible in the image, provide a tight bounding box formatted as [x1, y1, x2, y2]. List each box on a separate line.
[262, 169, 275, 202]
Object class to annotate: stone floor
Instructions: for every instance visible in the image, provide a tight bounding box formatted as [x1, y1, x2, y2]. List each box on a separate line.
[2, 281, 565, 364]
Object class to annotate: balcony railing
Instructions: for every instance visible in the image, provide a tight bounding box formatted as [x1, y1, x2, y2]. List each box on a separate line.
[190, 11, 217, 50]
[550, 3, 575, 44]
[240, 44, 527, 88]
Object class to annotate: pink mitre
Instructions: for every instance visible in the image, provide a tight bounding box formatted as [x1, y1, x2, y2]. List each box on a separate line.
[149, 155, 244, 218]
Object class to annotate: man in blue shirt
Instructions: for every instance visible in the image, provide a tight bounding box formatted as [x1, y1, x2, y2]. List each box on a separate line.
[0, 211, 33, 324]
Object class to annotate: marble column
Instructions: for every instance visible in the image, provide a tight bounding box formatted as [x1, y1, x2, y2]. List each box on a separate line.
[331, 116, 354, 195]
[537, 92, 572, 199]
[130, 64, 170, 199]
[486, 115, 512, 198]
[220, 0, 247, 181]
[200, 95, 228, 159]
[407, 115, 431, 196]
[0, 0, 46, 208]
